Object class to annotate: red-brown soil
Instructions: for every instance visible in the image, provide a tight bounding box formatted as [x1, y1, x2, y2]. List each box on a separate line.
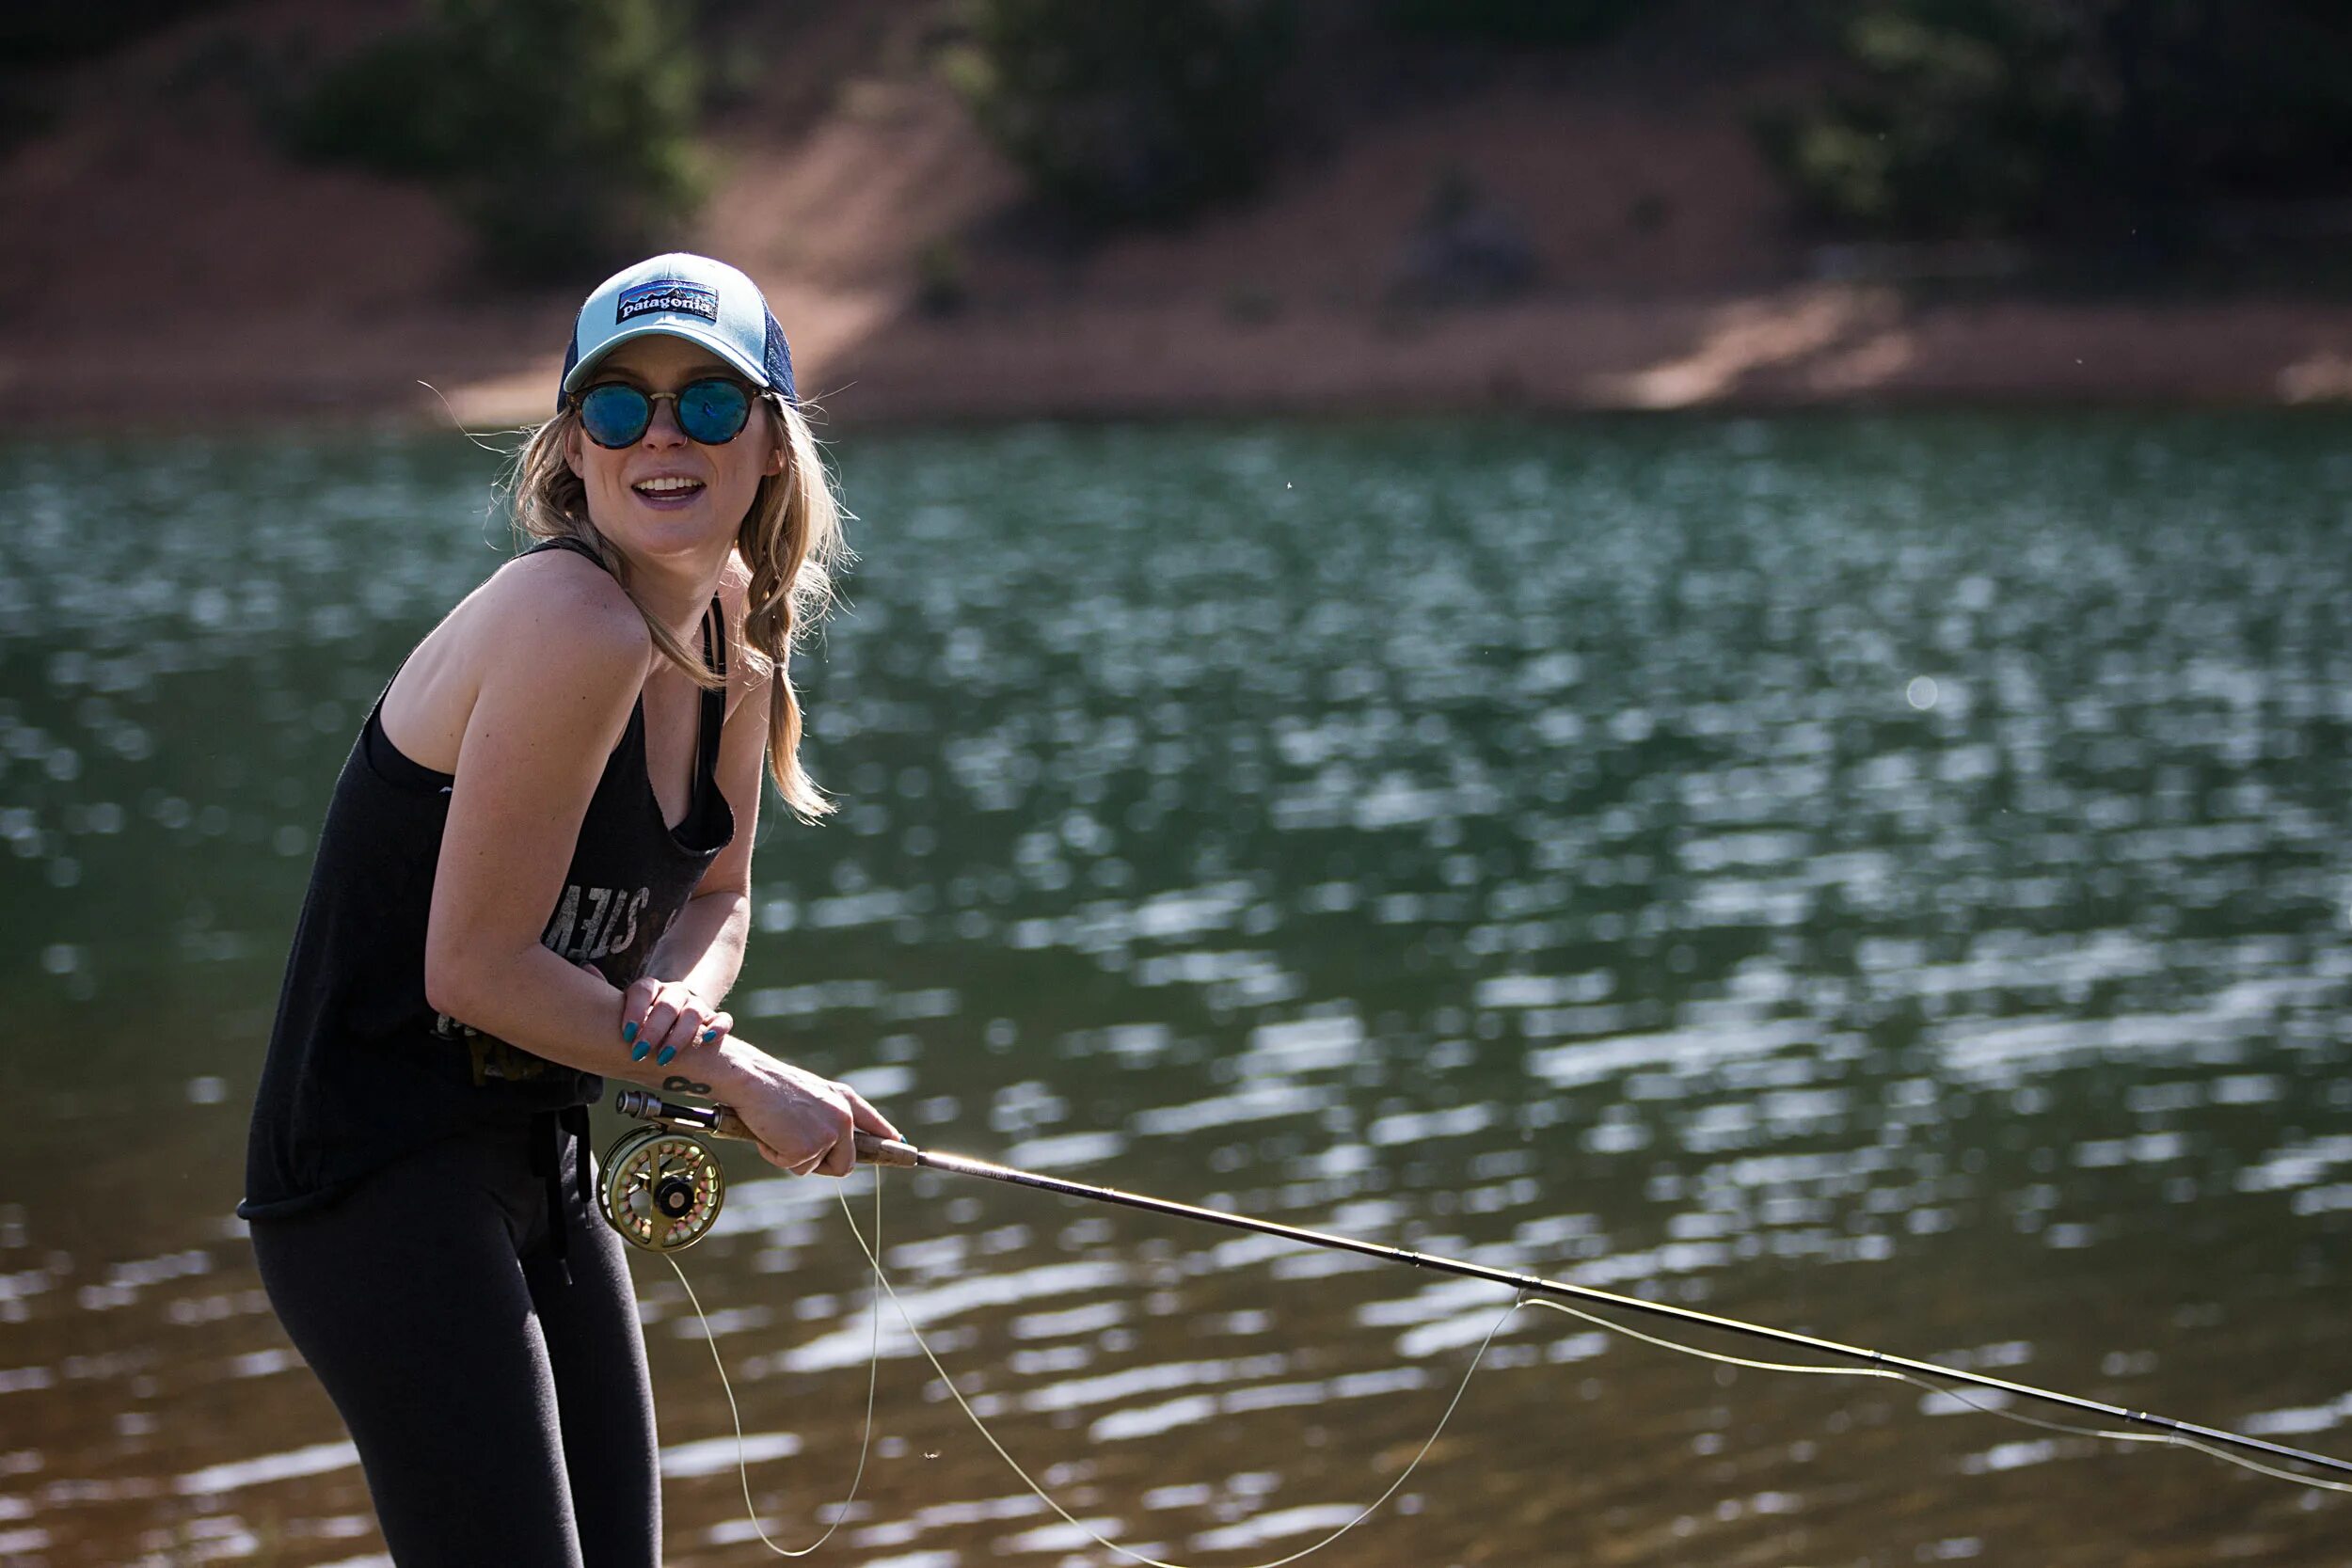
[5, 3, 2350, 435]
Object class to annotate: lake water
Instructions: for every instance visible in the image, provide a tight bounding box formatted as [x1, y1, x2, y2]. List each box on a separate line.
[3, 412, 2350, 1566]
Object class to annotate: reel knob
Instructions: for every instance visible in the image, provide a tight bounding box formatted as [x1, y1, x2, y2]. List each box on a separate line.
[655, 1174, 698, 1220]
[598, 1124, 726, 1253]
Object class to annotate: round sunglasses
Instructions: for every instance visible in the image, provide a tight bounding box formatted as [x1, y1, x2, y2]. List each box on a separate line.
[575, 376, 760, 449]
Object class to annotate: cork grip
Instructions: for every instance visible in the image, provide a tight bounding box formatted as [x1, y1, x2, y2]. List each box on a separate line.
[612, 1089, 920, 1167]
[703, 1104, 918, 1166]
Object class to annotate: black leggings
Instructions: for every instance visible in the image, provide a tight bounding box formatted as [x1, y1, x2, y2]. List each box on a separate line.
[249, 1118, 659, 1567]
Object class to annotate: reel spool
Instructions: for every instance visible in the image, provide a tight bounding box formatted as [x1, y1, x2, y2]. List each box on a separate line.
[599, 1088, 917, 1253]
[599, 1122, 726, 1253]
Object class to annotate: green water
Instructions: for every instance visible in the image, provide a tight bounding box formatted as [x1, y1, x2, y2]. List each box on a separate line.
[3, 412, 2350, 1566]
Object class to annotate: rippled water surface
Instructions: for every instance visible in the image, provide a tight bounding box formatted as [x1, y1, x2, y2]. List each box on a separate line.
[4, 413, 2351, 1566]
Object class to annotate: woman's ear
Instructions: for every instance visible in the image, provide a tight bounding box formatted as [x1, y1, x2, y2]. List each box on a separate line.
[564, 421, 584, 482]
[764, 410, 788, 477]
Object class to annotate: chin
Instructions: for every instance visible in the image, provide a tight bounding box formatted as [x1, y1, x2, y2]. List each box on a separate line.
[596, 517, 720, 573]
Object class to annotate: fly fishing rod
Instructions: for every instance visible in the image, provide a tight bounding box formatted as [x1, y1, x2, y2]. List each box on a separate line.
[607, 1089, 2352, 1485]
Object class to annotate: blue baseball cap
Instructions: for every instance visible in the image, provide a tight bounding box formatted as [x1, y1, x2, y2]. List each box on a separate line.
[558, 253, 796, 410]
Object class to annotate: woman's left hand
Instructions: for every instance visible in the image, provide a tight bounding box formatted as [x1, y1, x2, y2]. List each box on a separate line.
[600, 967, 732, 1067]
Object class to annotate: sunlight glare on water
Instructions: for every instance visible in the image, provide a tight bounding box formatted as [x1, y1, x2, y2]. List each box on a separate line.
[2, 412, 2349, 1565]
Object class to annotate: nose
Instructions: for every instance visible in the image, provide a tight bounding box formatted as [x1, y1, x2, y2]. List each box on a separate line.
[642, 393, 688, 448]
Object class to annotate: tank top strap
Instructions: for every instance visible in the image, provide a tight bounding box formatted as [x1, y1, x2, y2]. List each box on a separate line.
[693, 596, 727, 806]
[521, 536, 727, 807]
[520, 534, 611, 570]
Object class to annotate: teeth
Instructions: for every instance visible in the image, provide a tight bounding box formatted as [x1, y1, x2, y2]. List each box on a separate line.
[634, 477, 702, 493]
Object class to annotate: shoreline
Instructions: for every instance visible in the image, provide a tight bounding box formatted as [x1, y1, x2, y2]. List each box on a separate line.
[8, 286, 2352, 438]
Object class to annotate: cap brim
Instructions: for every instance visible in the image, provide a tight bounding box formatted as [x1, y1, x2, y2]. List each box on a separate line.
[560, 320, 771, 400]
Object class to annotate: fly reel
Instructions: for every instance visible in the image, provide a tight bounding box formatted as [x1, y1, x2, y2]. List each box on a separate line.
[601, 1088, 919, 1252]
[599, 1117, 727, 1253]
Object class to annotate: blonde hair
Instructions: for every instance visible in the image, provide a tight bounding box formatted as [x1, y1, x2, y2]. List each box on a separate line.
[506, 393, 847, 822]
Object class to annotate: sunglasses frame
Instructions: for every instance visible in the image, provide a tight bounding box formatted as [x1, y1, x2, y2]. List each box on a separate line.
[573, 375, 764, 449]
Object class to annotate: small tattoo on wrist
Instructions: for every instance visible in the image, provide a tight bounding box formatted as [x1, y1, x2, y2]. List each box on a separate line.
[662, 1074, 713, 1096]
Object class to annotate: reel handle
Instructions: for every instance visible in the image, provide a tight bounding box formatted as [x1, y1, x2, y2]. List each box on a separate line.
[612, 1087, 919, 1167]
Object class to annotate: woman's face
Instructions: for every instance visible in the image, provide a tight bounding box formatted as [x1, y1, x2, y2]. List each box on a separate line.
[564, 334, 785, 565]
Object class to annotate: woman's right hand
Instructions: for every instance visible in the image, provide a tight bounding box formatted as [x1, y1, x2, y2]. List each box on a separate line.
[727, 1050, 901, 1179]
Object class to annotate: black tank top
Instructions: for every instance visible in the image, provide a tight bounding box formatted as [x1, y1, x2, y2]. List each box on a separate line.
[240, 537, 735, 1222]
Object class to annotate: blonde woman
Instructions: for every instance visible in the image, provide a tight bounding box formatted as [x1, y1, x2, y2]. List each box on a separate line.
[238, 255, 897, 1566]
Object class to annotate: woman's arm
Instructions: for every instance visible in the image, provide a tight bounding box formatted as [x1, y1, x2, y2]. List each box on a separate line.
[420, 562, 891, 1176]
[617, 654, 772, 1062]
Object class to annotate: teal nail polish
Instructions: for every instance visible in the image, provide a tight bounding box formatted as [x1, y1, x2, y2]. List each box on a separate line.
[701, 1028, 719, 1043]
[622, 1022, 637, 1043]
[656, 1046, 677, 1066]
[631, 1040, 650, 1062]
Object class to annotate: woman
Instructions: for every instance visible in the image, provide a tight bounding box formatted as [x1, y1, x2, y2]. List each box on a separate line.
[237, 253, 898, 1567]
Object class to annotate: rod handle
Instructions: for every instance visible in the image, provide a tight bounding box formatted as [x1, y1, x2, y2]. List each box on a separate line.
[612, 1088, 918, 1166]
[854, 1131, 921, 1167]
[721, 1115, 915, 1167]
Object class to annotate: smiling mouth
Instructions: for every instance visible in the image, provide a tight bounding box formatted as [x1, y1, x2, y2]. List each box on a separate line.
[632, 477, 706, 499]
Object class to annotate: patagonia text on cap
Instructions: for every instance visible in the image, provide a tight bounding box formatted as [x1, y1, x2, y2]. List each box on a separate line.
[559, 253, 795, 410]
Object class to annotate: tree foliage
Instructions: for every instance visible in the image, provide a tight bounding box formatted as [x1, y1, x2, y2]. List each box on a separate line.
[1761, 0, 2352, 245]
[1378, 0, 1645, 48]
[947, 0, 1297, 228]
[286, 0, 704, 280]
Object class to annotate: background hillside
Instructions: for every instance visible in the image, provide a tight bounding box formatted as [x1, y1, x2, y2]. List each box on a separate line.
[6, 0, 2352, 430]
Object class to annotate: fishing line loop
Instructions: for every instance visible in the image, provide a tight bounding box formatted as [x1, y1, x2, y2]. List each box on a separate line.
[667, 1172, 887, 1555]
[834, 1179, 1519, 1568]
[613, 1098, 2352, 1514]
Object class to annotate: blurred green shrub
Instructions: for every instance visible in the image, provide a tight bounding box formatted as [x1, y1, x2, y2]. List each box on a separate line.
[946, 0, 1296, 227]
[1378, 0, 1645, 47]
[1760, 0, 2352, 245]
[914, 236, 969, 316]
[283, 28, 464, 180]
[283, 0, 704, 280]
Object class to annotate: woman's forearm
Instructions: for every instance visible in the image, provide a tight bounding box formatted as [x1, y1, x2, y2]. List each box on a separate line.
[644, 887, 752, 1006]
[430, 935, 785, 1095]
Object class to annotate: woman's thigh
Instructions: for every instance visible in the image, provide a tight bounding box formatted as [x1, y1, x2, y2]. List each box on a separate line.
[250, 1134, 640, 1568]
[524, 1133, 660, 1568]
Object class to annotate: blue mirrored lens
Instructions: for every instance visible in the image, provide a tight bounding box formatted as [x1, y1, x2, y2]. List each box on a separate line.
[676, 379, 753, 444]
[579, 384, 652, 448]
[577, 379, 751, 447]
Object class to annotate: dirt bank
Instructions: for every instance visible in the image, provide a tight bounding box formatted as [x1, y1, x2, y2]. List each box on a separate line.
[4, 8, 2349, 435]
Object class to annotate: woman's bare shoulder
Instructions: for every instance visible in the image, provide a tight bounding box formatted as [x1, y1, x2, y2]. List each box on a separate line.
[468, 545, 650, 665]
[381, 546, 648, 770]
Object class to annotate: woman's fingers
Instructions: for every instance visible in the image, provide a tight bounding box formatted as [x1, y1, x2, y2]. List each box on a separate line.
[614, 977, 722, 1066]
[654, 1005, 727, 1064]
[616, 976, 658, 1059]
[745, 1080, 854, 1177]
[639, 997, 684, 1062]
[601, 968, 681, 1065]
[841, 1084, 903, 1144]
[816, 1101, 857, 1178]
[754, 1137, 820, 1175]
[593, 966, 728, 1068]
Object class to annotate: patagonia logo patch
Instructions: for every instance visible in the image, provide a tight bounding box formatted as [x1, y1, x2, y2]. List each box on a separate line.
[617, 278, 721, 325]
